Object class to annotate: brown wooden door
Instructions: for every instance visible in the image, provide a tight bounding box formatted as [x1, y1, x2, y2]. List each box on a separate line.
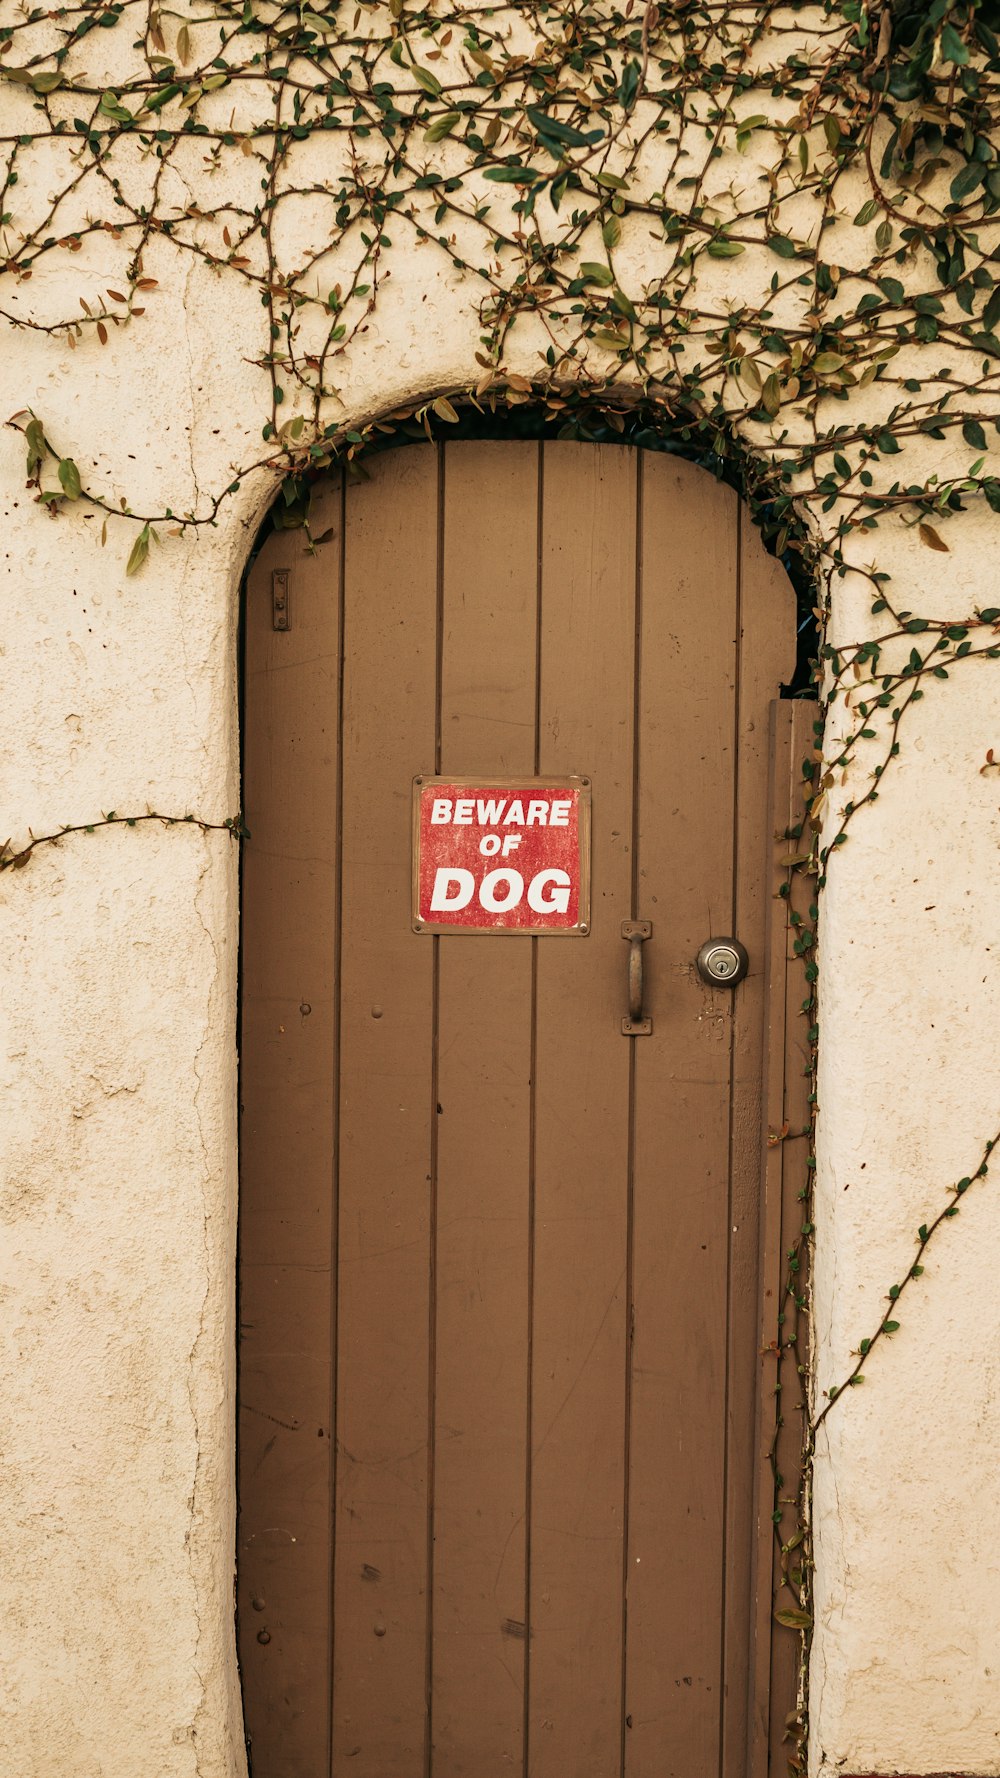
[238, 441, 802, 1778]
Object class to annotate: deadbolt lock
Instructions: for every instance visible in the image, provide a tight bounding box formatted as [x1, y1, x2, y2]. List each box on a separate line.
[696, 937, 749, 989]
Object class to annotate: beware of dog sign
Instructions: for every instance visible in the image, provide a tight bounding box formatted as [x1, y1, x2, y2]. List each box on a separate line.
[412, 776, 591, 935]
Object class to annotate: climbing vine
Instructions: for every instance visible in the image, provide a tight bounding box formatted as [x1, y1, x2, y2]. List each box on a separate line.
[5, 0, 1000, 558]
[4, 0, 1000, 1767]
[0, 808, 245, 871]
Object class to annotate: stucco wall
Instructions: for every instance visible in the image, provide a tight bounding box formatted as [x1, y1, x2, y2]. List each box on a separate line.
[3, 5, 1000, 1774]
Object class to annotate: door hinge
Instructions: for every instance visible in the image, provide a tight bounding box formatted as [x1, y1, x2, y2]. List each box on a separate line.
[272, 569, 290, 631]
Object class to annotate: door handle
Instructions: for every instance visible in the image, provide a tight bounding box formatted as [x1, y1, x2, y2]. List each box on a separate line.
[621, 920, 652, 1036]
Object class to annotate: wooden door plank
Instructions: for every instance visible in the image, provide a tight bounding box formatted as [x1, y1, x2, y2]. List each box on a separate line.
[748, 702, 793, 1778]
[333, 446, 439, 1778]
[748, 700, 814, 1778]
[238, 476, 342, 1778]
[528, 442, 637, 1778]
[625, 453, 738, 1778]
[430, 441, 540, 1775]
[770, 704, 814, 1774]
[721, 517, 799, 1774]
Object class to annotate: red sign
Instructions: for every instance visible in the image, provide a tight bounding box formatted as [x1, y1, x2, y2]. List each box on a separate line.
[412, 777, 591, 935]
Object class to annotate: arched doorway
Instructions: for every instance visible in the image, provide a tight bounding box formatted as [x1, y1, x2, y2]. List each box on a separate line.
[237, 439, 810, 1776]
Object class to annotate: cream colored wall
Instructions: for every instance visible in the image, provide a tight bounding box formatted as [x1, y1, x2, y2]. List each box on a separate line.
[3, 9, 1000, 1776]
[811, 515, 1000, 1775]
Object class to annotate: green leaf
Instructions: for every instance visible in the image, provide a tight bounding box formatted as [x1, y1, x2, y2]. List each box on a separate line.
[32, 71, 64, 94]
[950, 161, 985, 204]
[882, 1321, 900, 1334]
[526, 105, 601, 149]
[602, 216, 621, 250]
[411, 64, 442, 96]
[877, 430, 900, 454]
[853, 198, 879, 226]
[482, 164, 541, 184]
[963, 419, 987, 452]
[24, 416, 46, 472]
[878, 277, 904, 305]
[940, 20, 969, 65]
[707, 238, 744, 258]
[618, 57, 640, 112]
[774, 1608, 812, 1629]
[578, 261, 615, 285]
[984, 286, 1000, 334]
[144, 83, 182, 112]
[99, 90, 133, 123]
[767, 235, 797, 258]
[424, 111, 461, 142]
[126, 523, 151, 576]
[58, 458, 81, 499]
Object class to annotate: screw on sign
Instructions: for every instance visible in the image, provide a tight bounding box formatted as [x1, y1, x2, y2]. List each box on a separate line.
[412, 777, 591, 935]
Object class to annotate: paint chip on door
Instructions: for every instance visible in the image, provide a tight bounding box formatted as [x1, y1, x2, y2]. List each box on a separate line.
[412, 776, 591, 934]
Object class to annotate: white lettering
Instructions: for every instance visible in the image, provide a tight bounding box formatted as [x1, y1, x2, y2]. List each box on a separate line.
[430, 868, 475, 910]
[453, 798, 474, 825]
[502, 800, 525, 825]
[526, 800, 548, 826]
[479, 833, 501, 855]
[480, 869, 524, 912]
[549, 800, 571, 827]
[501, 833, 522, 856]
[431, 798, 452, 825]
[477, 798, 505, 825]
[527, 868, 571, 914]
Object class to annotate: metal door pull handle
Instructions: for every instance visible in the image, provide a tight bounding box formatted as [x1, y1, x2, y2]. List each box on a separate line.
[621, 920, 652, 1036]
